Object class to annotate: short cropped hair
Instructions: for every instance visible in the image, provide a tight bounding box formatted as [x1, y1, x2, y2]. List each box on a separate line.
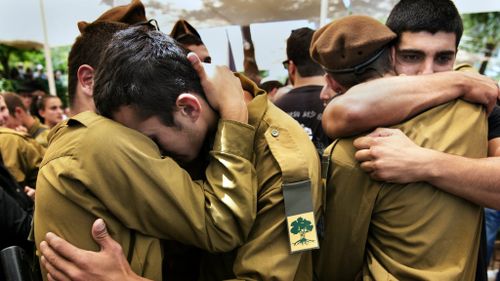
[67, 22, 129, 106]
[260, 80, 284, 94]
[93, 26, 204, 126]
[286, 28, 324, 77]
[386, 0, 463, 47]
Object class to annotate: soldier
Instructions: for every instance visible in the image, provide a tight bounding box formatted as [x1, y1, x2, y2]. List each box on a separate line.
[310, 15, 486, 280]
[67, 0, 150, 116]
[0, 94, 44, 187]
[38, 27, 322, 281]
[3, 92, 50, 147]
[322, 0, 500, 210]
[320, 1, 499, 280]
[34, 26, 258, 281]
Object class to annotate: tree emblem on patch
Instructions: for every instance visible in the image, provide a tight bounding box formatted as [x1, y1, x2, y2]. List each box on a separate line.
[290, 217, 315, 246]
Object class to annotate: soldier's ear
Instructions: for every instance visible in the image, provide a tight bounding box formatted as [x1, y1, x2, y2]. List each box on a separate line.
[77, 64, 95, 98]
[176, 93, 202, 121]
[325, 74, 345, 94]
[14, 106, 25, 118]
[288, 60, 296, 75]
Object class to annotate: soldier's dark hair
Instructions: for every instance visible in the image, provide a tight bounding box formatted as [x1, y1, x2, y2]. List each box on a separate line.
[386, 0, 463, 48]
[259, 80, 283, 94]
[67, 21, 129, 107]
[93, 26, 204, 126]
[286, 28, 324, 77]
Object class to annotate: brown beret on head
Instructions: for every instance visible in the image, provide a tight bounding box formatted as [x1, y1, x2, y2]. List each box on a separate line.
[78, 0, 147, 33]
[170, 19, 203, 44]
[310, 15, 396, 73]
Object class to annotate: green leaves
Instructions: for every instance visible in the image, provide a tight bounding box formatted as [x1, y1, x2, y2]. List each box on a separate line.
[461, 12, 499, 54]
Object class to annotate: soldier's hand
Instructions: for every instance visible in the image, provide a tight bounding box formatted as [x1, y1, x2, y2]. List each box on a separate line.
[40, 219, 149, 281]
[353, 128, 432, 183]
[459, 71, 499, 114]
[187, 52, 248, 123]
[15, 125, 28, 133]
[24, 186, 35, 201]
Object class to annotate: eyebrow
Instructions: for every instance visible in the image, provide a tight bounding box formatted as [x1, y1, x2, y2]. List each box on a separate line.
[397, 48, 423, 53]
[397, 48, 456, 56]
[435, 50, 456, 56]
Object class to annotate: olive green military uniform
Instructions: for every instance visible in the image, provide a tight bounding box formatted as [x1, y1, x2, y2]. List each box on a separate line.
[198, 75, 322, 281]
[27, 118, 50, 148]
[34, 112, 258, 281]
[0, 127, 44, 187]
[315, 100, 487, 280]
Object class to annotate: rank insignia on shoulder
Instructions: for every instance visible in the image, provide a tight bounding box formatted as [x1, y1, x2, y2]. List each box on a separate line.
[287, 212, 319, 252]
[283, 180, 320, 253]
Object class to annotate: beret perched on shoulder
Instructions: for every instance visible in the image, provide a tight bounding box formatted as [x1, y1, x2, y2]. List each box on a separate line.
[78, 0, 147, 33]
[310, 15, 396, 73]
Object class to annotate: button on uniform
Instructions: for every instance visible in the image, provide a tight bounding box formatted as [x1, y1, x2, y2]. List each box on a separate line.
[271, 129, 280, 137]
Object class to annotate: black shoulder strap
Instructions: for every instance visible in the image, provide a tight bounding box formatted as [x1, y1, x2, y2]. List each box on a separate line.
[127, 230, 136, 263]
[321, 139, 339, 213]
[475, 212, 488, 281]
[32, 127, 48, 138]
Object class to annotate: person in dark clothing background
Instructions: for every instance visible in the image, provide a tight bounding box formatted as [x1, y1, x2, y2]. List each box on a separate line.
[274, 27, 330, 153]
[0, 157, 33, 252]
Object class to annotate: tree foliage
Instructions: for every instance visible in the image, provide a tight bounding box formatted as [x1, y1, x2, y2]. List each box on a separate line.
[50, 46, 71, 74]
[461, 12, 499, 53]
[0, 45, 70, 78]
[461, 12, 500, 74]
[0, 44, 70, 93]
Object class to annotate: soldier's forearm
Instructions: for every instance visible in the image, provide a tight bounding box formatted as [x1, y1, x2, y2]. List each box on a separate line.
[421, 149, 500, 210]
[323, 72, 464, 138]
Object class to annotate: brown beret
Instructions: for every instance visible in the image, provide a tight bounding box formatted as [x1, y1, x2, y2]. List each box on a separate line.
[78, 0, 147, 33]
[170, 19, 203, 44]
[310, 15, 396, 73]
